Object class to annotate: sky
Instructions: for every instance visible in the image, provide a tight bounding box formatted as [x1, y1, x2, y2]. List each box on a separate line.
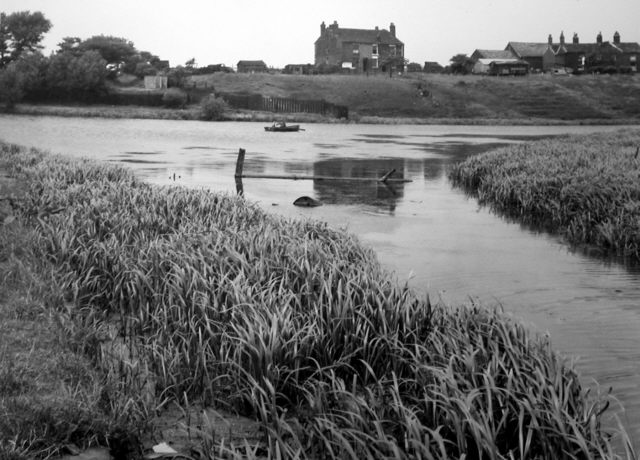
[3, 0, 640, 69]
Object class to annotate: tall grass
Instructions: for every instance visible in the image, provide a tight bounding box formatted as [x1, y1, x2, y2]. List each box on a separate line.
[449, 129, 640, 260]
[1, 141, 635, 459]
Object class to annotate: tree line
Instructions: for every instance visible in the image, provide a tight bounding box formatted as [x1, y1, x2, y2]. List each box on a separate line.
[0, 10, 171, 108]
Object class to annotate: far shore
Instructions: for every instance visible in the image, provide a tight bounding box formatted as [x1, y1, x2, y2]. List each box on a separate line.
[5, 103, 640, 126]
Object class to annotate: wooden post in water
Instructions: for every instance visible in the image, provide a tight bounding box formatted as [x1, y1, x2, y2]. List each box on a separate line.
[379, 168, 396, 183]
[235, 148, 246, 178]
[235, 148, 246, 195]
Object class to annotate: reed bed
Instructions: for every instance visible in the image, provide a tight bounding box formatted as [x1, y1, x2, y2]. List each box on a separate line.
[449, 129, 640, 260]
[1, 142, 635, 459]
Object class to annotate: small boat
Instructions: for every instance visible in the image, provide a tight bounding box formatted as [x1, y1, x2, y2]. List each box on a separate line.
[264, 122, 301, 132]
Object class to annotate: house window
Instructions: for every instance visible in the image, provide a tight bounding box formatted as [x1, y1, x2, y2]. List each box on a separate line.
[631, 55, 637, 63]
[372, 44, 378, 56]
[372, 57, 378, 69]
[353, 46, 359, 55]
[390, 45, 396, 56]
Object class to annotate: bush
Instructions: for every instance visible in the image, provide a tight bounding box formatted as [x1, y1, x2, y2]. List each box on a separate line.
[0, 64, 24, 109]
[161, 88, 187, 108]
[199, 94, 228, 120]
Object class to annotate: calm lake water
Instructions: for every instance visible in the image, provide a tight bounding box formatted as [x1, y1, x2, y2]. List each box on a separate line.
[2, 115, 639, 443]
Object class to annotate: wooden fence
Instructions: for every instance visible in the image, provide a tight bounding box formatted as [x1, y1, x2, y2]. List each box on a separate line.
[219, 92, 348, 119]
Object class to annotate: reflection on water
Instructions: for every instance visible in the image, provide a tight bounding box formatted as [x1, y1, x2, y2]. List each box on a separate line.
[312, 158, 405, 211]
[1, 116, 639, 445]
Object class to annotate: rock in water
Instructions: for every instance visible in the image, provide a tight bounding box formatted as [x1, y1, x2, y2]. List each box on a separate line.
[293, 196, 322, 207]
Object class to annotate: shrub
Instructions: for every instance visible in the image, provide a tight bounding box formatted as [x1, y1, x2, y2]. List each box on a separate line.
[199, 94, 228, 120]
[161, 88, 187, 108]
[0, 64, 24, 109]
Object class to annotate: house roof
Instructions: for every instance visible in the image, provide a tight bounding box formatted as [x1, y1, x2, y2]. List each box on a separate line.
[316, 27, 403, 46]
[555, 42, 623, 55]
[477, 58, 525, 65]
[237, 60, 267, 67]
[616, 42, 640, 53]
[474, 49, 516, 60]
[506, 42, 550, 57]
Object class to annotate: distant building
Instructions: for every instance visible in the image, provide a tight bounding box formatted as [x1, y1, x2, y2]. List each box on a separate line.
[470, 49, 526, 74]
[314, 21, 404, 73]
[237, 60, 268, 73]
[144, 75, 167, 89]
[283, 64, 315, 75]
[423, 61, 444, 73]
[505, 41, 553, 71]
[550, 31, 640, 73]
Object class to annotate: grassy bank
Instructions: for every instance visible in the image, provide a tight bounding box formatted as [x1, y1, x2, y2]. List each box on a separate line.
[189, 72, 640, 123]
[449, 129, 640, 260]
[0, 142, 636, 458]
[7, 72, 640, 124]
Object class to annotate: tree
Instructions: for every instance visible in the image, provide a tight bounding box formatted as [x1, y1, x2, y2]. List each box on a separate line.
[0, 13, 9, 67]
[0, 62, 23, 108]
[78, 35, 136, 75]
[0, 51, 48, 107]
[46, 50, 107, 101]
[12, 51, 48, 99]
[56, 37, 83, 56]
[381, 55, 408, 77]
[1, 11, 51, 64]
[167, 66, 190, 88]
[449, 54, 473, 75]
[122, 50, 163, 77]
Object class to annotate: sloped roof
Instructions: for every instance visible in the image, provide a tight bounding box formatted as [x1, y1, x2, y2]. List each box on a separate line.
[474, 49, 516, 59]
[477, 58, 525, 65]
[237, 60, 267, 67]
[506, 42, 550, 57]
[317, 27, 403, 45]
[616, 42, 640, 53]
[555, 42, 622, 55]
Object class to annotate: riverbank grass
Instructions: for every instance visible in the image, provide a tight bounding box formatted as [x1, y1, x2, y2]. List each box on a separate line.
[0, 141, 636, 458]
[449, 129, 640, 260]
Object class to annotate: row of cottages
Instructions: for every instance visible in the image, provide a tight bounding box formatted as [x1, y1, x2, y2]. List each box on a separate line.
[314, 21, 405, 73]
[472, 32, 640, 75]
[549, 32, 640, 73]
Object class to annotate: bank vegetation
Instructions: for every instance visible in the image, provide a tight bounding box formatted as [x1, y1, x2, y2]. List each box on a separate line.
[0, 141, 636, 459]
[449, 129, 640, 261]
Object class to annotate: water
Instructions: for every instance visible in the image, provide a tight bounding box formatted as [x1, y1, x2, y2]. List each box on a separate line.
[2, 115, 639, 443]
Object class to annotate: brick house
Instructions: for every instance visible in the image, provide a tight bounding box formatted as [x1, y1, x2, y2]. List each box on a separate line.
[314, 21, 404, 73]
[237, 60, 268, 73]
[551, 31, 640, 73]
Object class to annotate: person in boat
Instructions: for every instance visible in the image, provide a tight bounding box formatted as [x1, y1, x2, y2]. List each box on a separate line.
[273, 121, 286, 128]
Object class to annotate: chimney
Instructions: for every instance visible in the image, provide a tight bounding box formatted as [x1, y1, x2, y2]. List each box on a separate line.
[320, 21, 326, 35]
[573, 33, 579, 44]
[597, 31, 602, 44]
[560, 31, 565, 45]
[390, 22, 396, 37]
[548, 34, 553, 45]
[614, 31, 620, 44]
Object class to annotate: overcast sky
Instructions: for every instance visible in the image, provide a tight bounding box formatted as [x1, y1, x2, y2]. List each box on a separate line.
[4, 0, 640, 68]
